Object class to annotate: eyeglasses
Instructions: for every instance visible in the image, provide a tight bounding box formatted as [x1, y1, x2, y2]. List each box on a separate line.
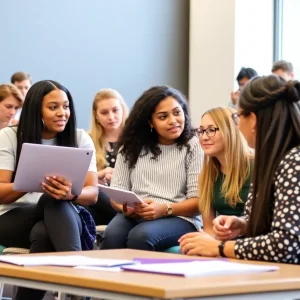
[231, 112, 244, 125]
[194, 127, 219, 138]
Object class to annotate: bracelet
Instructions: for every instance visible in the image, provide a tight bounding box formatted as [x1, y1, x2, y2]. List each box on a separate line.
[218, 241, 227, 257]
[70, 195, 78, 202]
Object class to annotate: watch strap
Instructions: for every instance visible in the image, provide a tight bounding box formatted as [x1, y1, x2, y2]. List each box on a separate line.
[70, 195, 78, 202]
[218, 241, 227, 257]
[165, 204, 172, 216]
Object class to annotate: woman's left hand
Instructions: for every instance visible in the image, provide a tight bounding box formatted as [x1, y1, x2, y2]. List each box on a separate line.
[178, 231, 220, 256]
[134, 199, 166, 220]
[42, 176, 73, 200]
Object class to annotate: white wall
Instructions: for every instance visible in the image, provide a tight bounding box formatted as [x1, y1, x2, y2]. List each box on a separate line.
[234, 0, 274, 81]
[282, 0, 300, 79]
[189, 0, 274, 127]
[189, 0, 235, 127]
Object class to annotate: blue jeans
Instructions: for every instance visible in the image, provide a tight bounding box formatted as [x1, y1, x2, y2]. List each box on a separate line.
[100, 213, 197, 251]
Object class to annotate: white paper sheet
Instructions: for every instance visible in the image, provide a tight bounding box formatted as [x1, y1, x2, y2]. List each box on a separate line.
[74, 266, 122, 272]
[0, 255, 135, 267]
[121, 260, 279, 277]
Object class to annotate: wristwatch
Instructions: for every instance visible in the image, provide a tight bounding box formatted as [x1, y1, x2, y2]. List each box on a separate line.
[70, 195, 78, 202]
[218, 241, 227, 257]
[166, 204, 173, 216]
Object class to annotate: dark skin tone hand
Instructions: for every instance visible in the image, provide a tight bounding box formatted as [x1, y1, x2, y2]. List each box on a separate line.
[42, 176, 74, 200]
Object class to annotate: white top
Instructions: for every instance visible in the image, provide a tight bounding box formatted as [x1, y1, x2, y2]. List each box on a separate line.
[0, 127, 97, 216]
[111, 136, 203, 229]
[14, 109, 22, 121]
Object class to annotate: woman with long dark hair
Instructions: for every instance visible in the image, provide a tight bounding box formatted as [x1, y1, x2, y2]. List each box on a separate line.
[180, 75, 300, 264]
[100, 85, 203, 251]
[0, 80, 98, 299]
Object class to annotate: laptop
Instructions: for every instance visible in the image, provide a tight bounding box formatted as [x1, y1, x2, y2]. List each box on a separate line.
[14, 143, 93, 195]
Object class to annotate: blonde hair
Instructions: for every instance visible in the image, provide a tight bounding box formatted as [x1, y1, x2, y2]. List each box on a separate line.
[198, 107, 252, 217]
[0, 84, 23, 106]
[89, 88, 128, 170]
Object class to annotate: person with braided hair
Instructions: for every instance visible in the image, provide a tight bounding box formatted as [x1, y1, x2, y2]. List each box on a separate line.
[180, 75, 300, 264]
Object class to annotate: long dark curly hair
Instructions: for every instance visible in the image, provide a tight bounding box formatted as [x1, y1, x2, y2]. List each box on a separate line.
[118, 85, 194, 169]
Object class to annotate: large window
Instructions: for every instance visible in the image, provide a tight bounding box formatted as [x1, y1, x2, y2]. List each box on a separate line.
[277, 0, 300, 79]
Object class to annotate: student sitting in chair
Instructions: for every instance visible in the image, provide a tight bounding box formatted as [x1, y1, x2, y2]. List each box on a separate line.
[181, 107, 252, 242]
[10, 71, 32, 124]
[100, 85, 203, 251]
[87, 88, 128, 226]
[0, 80, 98, 300]
[180, 75, 300, 264]
[0, 84, 23, 129]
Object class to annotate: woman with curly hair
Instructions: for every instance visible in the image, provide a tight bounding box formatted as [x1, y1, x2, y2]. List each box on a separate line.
[100, 85, 203, 251]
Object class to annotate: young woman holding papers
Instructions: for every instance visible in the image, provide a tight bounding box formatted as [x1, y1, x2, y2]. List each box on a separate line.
[100, 85, 203, 251]
[0, 80, 98, 299]
[179, 75, 300, 264]
[87, 88, 128, 225]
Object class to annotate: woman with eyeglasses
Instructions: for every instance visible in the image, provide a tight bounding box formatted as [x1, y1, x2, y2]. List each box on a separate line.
[180, 75, 300, 264]
[179, 107, 252, 253]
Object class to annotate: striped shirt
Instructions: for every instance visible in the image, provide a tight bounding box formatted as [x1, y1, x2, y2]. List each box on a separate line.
[111, 136, 203, 230]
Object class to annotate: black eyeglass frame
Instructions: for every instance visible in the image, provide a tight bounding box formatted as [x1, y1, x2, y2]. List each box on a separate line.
[194, 127, 220, 137]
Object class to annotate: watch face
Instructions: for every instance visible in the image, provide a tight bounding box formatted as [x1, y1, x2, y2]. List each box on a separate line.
[167, 207, 172, 215]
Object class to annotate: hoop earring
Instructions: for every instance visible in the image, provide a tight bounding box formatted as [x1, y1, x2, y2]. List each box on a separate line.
[41, 118, 45, 129]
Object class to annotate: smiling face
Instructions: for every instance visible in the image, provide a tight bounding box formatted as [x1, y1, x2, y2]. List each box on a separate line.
[95, 98, 123, 132]
[0, 95, 21, 128]
[200, 113, 225, 158]
[149, 96, 185, 145]
[41, 89, 70, 139]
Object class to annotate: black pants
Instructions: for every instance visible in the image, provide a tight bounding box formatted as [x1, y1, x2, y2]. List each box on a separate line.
[86, 188, 116, 225]
[0, 194, 83, 300]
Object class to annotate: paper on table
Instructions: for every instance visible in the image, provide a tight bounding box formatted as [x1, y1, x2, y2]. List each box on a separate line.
[0, 255, 136, 267]
[133, 257, 223, 264]
[75, 266, 122, 272]
[121, 260, 279, 278]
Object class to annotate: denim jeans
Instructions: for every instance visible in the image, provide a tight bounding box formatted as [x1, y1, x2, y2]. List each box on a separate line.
[100, 213, 197, 251]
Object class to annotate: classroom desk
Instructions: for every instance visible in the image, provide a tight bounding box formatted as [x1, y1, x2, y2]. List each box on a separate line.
[0, 249, 299, 300]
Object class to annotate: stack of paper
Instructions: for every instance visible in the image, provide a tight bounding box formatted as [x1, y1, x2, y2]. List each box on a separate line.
[0, 255, 135, 267]
[121, 260, 279, 277]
